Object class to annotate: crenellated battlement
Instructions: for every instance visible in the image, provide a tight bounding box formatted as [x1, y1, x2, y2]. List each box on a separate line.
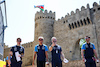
[92, 2, 100, 12]
[56, 2, 100, 22]
[21, 42, 33, 48]
[55, 2, 100, 30]
[35, 10, 55, 21]
[56, 3, 91, 22]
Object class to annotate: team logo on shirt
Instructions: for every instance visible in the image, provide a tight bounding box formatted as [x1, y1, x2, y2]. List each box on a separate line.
[37, 46, 40, 49]
[42, 46, 45, 50]
[20, 48, 23, 52]
[90, 44, 93, 48]
[14, 47, 17, 51]
[85, 44, 88, 48]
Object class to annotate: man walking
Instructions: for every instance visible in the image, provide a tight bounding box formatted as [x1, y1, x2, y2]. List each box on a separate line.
[33, 36, 49, 67]
[81, 36, 99, 67]
[8, 38, 24, 67]
[49, 37, 64, 67]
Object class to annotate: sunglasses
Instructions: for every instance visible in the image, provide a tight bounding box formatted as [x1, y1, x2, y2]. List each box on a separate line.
[85, 37, 90, 39]
[53, 41, 56, 42]
[17, 39, 21, 42]
[39, 39, 43, 41]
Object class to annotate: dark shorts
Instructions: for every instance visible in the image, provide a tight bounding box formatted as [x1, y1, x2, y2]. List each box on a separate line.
[52, 61, 62, 67]
[37, 60, 45, 67]
[11, 61, 22, 67]
[85, 59, 96, 67]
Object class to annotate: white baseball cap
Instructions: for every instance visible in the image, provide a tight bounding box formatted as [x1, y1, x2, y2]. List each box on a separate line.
[38, 36, 44, 40]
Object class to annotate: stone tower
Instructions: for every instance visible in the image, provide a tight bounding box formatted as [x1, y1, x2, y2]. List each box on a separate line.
[34, 10, 55, 60]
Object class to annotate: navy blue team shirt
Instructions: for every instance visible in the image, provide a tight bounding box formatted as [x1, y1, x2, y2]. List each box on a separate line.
[10, 45, 24, 63]
[34, 44, 48, 61]
[51, 45, 62, 63]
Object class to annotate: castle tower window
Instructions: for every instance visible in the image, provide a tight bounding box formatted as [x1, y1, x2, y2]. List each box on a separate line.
[69, 24, 71, 30]
[77, 21, 80, 27]
[43, 17, 44, 18]
[48, 16, 49, 18]
[63, 21, 65, 23]
[51, 17, 52, 19]
[72, 23, 74, 29]
[66, 20, 68, 22]
[98, 8, 100, 10]
[74, 22, 77, 28]
[38, 17, 39, 19]
[87, 17, 90, 24]
[84, 19, 87, 25]
[40, 16, 41, 18]
[80, 20, 83, 26]
[93, 9, 95, 12]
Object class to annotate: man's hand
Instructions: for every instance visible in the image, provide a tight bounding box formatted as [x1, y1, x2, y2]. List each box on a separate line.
[46, 62, 49, 65]
[33, 64, 34, 67]
[18, 54, 21, 57]
[51, 42, 56, 47]
[82, 58, 86, 62]
[8, 60, 11, 67]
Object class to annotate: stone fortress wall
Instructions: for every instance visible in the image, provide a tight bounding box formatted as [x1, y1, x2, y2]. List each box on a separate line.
[3, 42, 34, 67]
[4, 2, 100, 67]
[53, 2, 100, 60]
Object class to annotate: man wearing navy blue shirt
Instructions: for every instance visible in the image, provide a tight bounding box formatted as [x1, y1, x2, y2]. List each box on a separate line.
[8, 38, 24, 67]
[33, 36, 49, 67]
[49, 37, 64, 67]
[81, 36, 99, 67]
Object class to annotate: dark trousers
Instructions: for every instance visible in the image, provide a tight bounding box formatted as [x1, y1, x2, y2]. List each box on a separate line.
[85, 59, 96, 67]
[52, 61, 62, 67]
[37, 60, 45, 67]
[11, 61, 22, 67]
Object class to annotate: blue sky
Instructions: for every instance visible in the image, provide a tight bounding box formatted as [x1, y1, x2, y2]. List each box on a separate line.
[2, 0, 99, 47]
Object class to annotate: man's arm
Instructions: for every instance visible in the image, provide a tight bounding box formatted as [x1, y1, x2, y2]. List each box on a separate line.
[61, 52, 65, 60]
[49, 46, 53, 51]
[92, 44, 98, 59]
[45, 51, 48, 62]
[8, 51, 13, 66]
[33, 52, 37, 65]
[81, 49, 85, 62]
[93, 49, 98, 59]
[21, 48, 24, 57]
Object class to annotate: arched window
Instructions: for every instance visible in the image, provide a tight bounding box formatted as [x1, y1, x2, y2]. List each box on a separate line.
[69, 24, 71, 30]
[98, 8, 100, 10]
[84, 19, 87, 25]
[74, 22, 77, 28]
[80, 20, 83, 26]
[48, 16, 49, 18]
[51, 17, 52, 19]
[93, 9, 95, 12]
[63, 21, 65, 23]
[66, 20, 68, 22]
[72, 23, 74, 29]
[77, 21, 80, 27]
[40, 16, 41, 18]
[87, 17, 90, 24]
